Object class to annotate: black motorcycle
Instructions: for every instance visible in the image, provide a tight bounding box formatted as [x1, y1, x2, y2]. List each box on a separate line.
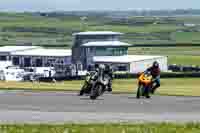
[79, 68, 110, 100]
[90, 68, 110, 100]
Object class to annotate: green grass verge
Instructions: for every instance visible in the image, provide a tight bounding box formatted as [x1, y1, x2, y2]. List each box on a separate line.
[0, 123, 200, 133]
[0, 78, 199, 96]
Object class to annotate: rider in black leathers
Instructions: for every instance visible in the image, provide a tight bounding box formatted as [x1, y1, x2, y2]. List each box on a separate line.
[104, 64, 113, 92]
[87, 64, 113, 92]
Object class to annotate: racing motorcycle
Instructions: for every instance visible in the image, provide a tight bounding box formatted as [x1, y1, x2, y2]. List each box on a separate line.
[79, 66, 110, 100]
[90, 69, 110, 100]
[136, 72, 153, 99]
[79, 72, 96, 96]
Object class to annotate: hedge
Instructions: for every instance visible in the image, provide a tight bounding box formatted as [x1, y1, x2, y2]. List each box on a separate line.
[113, 72, 200, 79]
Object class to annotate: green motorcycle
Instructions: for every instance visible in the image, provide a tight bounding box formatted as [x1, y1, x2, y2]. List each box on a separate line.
[79, 72, 96, 96]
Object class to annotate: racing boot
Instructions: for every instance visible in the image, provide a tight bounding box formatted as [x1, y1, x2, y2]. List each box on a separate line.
[78, 90, 84, 96]
[107, 87, 112, 92]
[145, 95, 151, 98]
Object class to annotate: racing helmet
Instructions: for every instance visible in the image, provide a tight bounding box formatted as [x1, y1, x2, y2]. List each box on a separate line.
[87, 65, 92, 71]
[99, 64, 105, 70]
[152, 61, 159, 68]
[95, 64, 99, 69]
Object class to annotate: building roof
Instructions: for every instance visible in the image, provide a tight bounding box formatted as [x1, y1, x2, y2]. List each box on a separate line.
[0, 46, 40, 53]
[73, 31, 123, 36]
[93, 55, 166, 63]
[82, 41, 132, 47]
[11, 48, 72, 57]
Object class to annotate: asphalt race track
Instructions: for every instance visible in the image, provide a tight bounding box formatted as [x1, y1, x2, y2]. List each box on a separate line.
[0, 90, 200, 123]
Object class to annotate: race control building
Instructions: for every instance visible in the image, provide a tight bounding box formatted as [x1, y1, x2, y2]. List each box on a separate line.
[72, 31, 168, 73]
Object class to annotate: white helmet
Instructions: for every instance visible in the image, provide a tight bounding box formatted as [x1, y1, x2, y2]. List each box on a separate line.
[99, 64, 105, 70]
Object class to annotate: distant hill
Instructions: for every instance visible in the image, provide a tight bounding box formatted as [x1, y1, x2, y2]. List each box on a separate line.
[34, 9, 200, 18]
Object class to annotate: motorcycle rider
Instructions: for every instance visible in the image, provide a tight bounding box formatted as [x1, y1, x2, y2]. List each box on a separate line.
[94, 64, 113, 92]
[104, 64, 113, 92]
[146, 61, 161, 94]
[78, 65, 96, 96]
[87, 65, 92, 72]
[94, 64, 99, 73]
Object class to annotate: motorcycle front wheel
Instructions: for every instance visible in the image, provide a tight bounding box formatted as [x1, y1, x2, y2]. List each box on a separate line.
[90, 84, 103, 100]
[79, 82, 89, 96]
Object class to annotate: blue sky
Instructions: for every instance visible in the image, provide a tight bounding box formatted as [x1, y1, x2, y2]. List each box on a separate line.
[0, 0, 199, 12]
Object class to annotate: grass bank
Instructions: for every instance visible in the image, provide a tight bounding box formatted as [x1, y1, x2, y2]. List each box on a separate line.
[0, 123, 200, 133]
[0, 78, 199, 96]
[128, 47, 200, 65]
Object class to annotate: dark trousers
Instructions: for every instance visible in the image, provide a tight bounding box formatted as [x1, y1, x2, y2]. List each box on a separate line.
[151, 78, 160, 93]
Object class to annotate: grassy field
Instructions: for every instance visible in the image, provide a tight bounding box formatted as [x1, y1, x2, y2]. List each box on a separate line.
[0, 13, 200, 47]
[0, 123, 200, 133]
[128, 47, 200, 65]
[129, 47, 200, 55]
[168, 56, 200, 65]
[0, 78, 199, 96]
[175, 16, 200, 24]
[89, 24, 182, 33]
[171, 32, 200, 43]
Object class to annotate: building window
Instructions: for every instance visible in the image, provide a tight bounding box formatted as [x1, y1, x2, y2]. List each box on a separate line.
[0, 56, 7, 61]
[95, 47, 128, 56]
[111, 48, 128, 56]
[95, 48, 106, 56]
[118, 65, 128, 71]
[13, 57, 20, 66]
[24, 57, 31, 67]
[36, 58, 43, 67]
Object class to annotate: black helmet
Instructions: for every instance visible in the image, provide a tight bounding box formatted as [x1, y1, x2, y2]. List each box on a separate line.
[153, 61, 159, 68]
[95, 64, 99, 68]
[87, 65, 92, 71]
